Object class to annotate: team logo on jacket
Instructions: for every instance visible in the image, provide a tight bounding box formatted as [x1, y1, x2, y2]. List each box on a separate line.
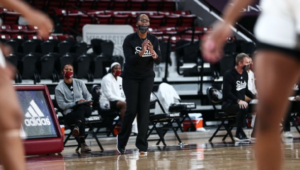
[236, 81, 247, 91]
[135, 46, 152, 57]
[24, 100, 51, 127]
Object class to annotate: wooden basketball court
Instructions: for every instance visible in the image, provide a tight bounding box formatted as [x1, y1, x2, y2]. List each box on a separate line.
[17, 130, 300, 170]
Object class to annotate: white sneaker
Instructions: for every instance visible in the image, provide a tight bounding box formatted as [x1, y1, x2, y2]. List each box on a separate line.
[139, 151, 148, 156]
[234, 137, 249, 142]
[250, 137, 256, 143]
[284, 132, 293, 138]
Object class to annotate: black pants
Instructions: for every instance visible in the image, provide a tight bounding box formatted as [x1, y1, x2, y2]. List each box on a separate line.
[284, 101, 300, 132]
[118, 76, 154, 151]
[284, 112, 291, 132]
[284, 105, 294, 132]
[65, 104, 92, 137]
[223, 103, 248, 138]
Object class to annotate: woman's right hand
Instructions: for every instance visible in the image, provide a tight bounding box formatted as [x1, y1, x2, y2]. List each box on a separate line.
[142, 39, 149, 51]
[77, 99, 86, 104]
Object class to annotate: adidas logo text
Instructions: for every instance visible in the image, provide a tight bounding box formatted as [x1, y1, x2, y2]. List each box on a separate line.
[24, 117, 51, 126]
[24, 100, 52, 127]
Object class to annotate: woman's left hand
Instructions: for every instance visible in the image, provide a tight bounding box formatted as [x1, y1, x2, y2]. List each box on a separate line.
[147, 41, 157, 59]
[151, 52, 157, 59]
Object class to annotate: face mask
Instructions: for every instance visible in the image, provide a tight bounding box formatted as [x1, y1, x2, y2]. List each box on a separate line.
[64, 71, 73, 79]
[242, 64, 250, 71]
[138, 25, 149, 34]
[113, 70, 121, 77]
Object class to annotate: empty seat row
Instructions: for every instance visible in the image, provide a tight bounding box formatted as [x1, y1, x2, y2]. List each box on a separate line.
[0, 9, 21, 25]
[28, 0, 177, 12]
[149, 26, 212, 36]
[55, 9, 191, 16]
[54, 11, 196, 33]
[0, 25, 38, 34]
[3, 39, 84, 56]
[6, 38, 124, 83]
[8, 53, 124, 83]
[0, 34, 74, 41]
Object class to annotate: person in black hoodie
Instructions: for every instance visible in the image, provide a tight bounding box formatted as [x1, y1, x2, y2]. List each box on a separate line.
[116, 14, 161, 155]
[222, 53, 254, 141]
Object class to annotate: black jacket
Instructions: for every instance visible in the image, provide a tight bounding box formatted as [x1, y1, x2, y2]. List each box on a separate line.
[222, 68, 254, 105]
[122, 32, 161, 79]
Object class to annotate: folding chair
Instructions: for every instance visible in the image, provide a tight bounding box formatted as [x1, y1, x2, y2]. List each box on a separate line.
[53, 98, 104, 151]
[90, 85, 121, 137]
[207, 87, 236, 142]
[147, 92, 183, 146]
[289, 101, 300, 134]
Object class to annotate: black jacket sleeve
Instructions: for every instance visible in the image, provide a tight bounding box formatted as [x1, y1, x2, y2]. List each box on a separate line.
[153, 38, 161, 65]
[122, 36, 140, 65]
[223, 72, 239, 103]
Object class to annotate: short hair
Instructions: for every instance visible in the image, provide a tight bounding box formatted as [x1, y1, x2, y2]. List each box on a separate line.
[235, 53, 249, 65]
[62, 64, 73, 71]
[136, 14, 148, 24]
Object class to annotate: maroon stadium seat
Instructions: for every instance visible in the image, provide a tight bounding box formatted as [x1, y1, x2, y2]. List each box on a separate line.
[162, 0, 176, 11]
[26, 25, 39, 34]
[57, 34, 74, 41]
[130, 0, 145, 10]
[112, 0, 129, 10]
[149, 15, 164, 28]
[78, 15, 96, 32]
[64, 0, 79, 9]
[0, 34, 11, 40]
[11, 34, 25, 40]
[146, 0, 161, 11]
[112, 14, 129, 25]
[10, 25, 28, 34]
[179, 14, 196, 27]
[96, 14, 112, 24]
[164, 14, 180, 27]
[27, 35, 43, 40]
[96, 0, 112, 10]
[0, 25, 11, 33]
[2, 9, 20, 25]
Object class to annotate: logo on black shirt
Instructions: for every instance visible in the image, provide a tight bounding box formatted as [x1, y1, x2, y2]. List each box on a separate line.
[135, 46, 152, 57]
[236, 81, 247, 91]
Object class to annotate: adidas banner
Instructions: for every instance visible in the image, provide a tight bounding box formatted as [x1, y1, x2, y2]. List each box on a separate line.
[17, 90, 58, 139]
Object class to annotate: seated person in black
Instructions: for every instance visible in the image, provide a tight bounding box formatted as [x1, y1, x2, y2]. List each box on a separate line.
[55, 64, 93, 152]
[222, 53, 254, 141]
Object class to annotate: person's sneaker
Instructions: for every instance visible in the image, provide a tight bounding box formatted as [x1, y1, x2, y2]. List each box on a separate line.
[234, 136, 249, 142]
[139, 151, 148, 156]
[72, 126, 79, 137]
[284, 132, 293, 138]
[81, 143, 91, 153]
[116, 136, 126, 154]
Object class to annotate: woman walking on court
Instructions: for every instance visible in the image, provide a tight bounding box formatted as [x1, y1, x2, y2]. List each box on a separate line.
[117, 13, 161, 155]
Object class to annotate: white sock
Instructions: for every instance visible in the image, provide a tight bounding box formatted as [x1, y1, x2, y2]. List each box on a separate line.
[251, 115, 256, 128]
